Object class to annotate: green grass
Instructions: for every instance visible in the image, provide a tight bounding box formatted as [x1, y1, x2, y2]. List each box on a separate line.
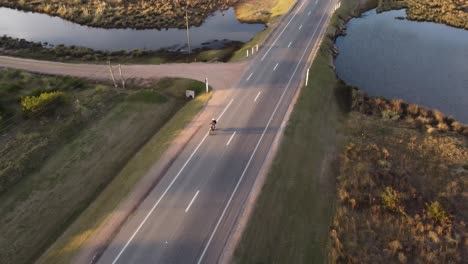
[0, 69, 211, 264]
[233, 0, 358, 263]
[231, 0, 298, 62]
[37, 92, 211, 264]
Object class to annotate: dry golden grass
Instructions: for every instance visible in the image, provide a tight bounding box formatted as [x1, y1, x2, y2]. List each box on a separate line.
[330, 112, 467, 263]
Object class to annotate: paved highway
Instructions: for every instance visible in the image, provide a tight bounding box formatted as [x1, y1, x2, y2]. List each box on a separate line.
[97, 0, 335, 263]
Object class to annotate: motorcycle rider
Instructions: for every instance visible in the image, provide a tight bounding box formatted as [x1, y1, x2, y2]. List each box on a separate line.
[210, 118, 217, 130]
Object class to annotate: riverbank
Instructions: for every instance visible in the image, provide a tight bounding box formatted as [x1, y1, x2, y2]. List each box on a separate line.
[0, 0, 297, 64]
[0, 0, 294, 29]
[0, 36, 242, 64]
[234, 0, 467, 263]
[377, 0, 468, 29]
[0, 69, 210, 264]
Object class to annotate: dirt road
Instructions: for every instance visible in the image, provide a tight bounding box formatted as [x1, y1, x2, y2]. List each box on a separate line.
[0, 56, 246, 90]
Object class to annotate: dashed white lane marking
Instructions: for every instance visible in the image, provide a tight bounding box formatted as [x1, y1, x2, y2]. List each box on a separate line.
[185, 190, 200, 212]
[260, 0, 308, 61]
[316, 0, 318, 4]
[111, 98, 234, 264]
[288, 41, 293, 48]
[197, 0, 334, 262]
[299, 24, 303, 30]
[308, 10, 311, 15]
[226, 131, 237, 146]
[273, 63, 279, 71]
[246, 72, 254, 81]
[254, 91, 262, 102]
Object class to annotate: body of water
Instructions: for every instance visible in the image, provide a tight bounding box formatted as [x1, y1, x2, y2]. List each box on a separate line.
[0, 7, 265, 51]
[335, 9, 468, 123]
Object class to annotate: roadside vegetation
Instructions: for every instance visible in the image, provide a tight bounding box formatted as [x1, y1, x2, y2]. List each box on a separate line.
[330, 99, 467, 263]
[0, 68, 209, 264]
[377, 0, 468, 29]
[235, 0, 467, 263]
[230, 0, 298, 61]
[234, 0, 360, 262]
[0, 36, 242, 64]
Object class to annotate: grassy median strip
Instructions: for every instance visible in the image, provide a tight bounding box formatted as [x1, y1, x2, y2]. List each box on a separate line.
[233, 1, 357, 263]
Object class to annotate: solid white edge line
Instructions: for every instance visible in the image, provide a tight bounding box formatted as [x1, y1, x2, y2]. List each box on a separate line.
[196, 1, 333, 263]
[217, 99, 234, 121]
[273, 63, 279, 71]
[260, 0, 308, 61]
[185, 190, 200, 212]
[254, 91, 262, 102]
[246, 72, 253, 81]
[111, 98, 234, 264]
[226, 131, 237, 146]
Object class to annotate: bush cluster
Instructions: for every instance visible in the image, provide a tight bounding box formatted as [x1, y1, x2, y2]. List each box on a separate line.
[351, 88, 468, 136]
[377, 0, 468, 29]
[21, 91, 65, 116]
[330, 113, 467, 263]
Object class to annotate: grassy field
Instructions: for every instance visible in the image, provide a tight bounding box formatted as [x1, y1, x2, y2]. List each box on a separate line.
[233, 0, 359, 262]
[236, 0, 297, 23]
[0, 0, 238, 29]
[0, 69, 210, 264]
[330, 111, 467, 263]
[377, 0, 468, 29]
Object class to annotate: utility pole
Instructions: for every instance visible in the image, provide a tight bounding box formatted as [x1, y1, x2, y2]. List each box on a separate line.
[118, 64, 125, 89]
[185, 7, 191, 55]
[108, 61, 118, 88]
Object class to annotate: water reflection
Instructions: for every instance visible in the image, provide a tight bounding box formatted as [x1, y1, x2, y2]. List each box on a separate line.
[0, 7, 265, 51]
[335, 9, 468, 122]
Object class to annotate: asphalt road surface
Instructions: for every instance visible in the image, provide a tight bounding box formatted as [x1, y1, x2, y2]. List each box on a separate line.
[97, 0, 335, 263]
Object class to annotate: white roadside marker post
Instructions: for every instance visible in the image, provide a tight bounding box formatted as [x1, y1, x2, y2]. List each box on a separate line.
[246, 49, 249, 58]
[256, 44, 259, 52]
[205, 77, 209, 93]
[306, 68, 310, 86]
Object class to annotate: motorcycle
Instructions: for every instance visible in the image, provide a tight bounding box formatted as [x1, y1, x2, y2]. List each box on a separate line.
[209, 123, 216, 134]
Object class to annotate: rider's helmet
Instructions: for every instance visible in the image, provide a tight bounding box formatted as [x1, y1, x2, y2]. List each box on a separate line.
[212, 118, 216, 121]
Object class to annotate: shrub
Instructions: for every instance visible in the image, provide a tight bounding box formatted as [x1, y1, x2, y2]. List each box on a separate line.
[407, 103, 420, 116]
[380, 186, 404, 214]
[433, 110, 445, 124]
[437, 122, 449, 133]
[21, 91, 65, 116]
[426, 201, 449, 224]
